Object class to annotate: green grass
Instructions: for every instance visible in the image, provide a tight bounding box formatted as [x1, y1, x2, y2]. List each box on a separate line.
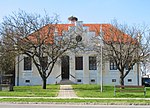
[0, 84, 150, 104]
[72, 84, 150, 98]
[0, 98, 150, 105]
[0, 84, 59, 97]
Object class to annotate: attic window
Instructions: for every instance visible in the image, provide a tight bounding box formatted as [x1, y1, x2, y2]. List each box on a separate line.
[76, 35, 82, 42]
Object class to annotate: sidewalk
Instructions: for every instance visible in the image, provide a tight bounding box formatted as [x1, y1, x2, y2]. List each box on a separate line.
[57, 85, 78, 98]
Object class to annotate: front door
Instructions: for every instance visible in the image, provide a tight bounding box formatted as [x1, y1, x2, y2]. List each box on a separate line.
[61, 56, 69, 79]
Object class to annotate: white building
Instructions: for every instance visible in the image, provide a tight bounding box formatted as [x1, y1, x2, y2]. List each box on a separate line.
[15, 18, 141, 86]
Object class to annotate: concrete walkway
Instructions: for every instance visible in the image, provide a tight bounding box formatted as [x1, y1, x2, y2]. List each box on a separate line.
[57, 85, 78, 98]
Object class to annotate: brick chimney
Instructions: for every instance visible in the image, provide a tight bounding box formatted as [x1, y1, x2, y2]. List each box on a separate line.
[68, 16, 78, 24]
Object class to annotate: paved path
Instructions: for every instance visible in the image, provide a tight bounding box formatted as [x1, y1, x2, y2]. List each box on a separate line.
[57, 85, 78, 98]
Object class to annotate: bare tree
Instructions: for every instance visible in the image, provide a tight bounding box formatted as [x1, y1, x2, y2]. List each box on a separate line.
[0, 10, 82, 89]
[138, 27, 150, 76]
[141, 56, 150, 75]
[0, 38, 16, 76]
[93, 21, 150, 86]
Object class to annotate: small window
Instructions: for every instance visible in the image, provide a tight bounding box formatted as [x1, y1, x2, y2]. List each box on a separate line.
[25, 80, 30, 83]
[128, 79, 132, 82]
[77, 79, 81, 82]
[24, 57, 32, 70]
[75, 57, 83, 70]
[112, 79, 116, 82]
[110, 61, 117, 70]
[91, 79, 95, 82]
[89, 56, 97, 70]
[76, 35, 82, 42]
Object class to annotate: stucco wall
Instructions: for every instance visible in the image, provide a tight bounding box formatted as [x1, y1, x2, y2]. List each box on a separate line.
[15, 51, 141, 86]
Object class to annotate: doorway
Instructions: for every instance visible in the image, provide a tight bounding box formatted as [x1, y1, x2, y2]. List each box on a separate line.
[61, 56, 69, 79]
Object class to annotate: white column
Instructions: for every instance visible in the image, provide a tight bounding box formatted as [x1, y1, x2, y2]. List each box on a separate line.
[83, 55, 89, 84]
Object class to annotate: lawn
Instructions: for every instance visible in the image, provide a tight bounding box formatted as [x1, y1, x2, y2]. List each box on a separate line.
[1, 98, 150, 105]
[72, 84, 150, 98]
[1, 84, 150, 104]
[0, 84, 59, 97]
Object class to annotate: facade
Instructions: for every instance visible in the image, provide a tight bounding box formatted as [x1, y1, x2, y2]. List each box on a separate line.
[15, 19, 141, 86]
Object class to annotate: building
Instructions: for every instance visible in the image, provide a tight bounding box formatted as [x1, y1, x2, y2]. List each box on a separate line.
[15, 17, 141, 86]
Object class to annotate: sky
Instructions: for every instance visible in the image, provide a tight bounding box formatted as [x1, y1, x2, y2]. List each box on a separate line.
[0, 0, 150, 26]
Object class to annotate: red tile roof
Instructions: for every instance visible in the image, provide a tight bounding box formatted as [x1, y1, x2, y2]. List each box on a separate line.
[27, 23, 135, 44]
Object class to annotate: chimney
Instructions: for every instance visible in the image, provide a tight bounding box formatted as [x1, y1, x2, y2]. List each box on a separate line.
[68, 16, 78, 24]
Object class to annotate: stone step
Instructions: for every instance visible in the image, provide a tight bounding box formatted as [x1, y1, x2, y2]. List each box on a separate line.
[59, 79, 75, 85]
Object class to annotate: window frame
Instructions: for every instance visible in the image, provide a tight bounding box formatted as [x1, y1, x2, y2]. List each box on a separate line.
[75, 56, 83, 70]
[89, 56, 97, 70]
[110, 61, 117, 70]
[24, 56, 32, 71]
[125, 64, 133, 70]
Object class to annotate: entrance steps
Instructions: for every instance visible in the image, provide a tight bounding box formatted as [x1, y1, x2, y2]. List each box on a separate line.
[59, 79, 75, 85]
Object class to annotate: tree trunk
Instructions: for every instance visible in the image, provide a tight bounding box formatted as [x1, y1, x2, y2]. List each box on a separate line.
[120, 78, 124, 86]
[42, 77, 47, 89]
[120, 71, 124, 89]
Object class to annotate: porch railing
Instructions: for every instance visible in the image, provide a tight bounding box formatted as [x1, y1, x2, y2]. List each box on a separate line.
[56, 74, 61, 79]
[69, 74, 75, 79]
[55, 74, 76, 79]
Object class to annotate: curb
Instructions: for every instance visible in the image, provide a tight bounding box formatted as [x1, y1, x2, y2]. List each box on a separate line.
[0, 102, 150, 106]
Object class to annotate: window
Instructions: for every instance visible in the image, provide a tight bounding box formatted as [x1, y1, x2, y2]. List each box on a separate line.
[89, 56, 97, 70]
[110, 61, 117, 70]
[25, 80, 30, 83]
[41, 56, 48, 71]
[128, 79, 132, 82]
[125, 64, 133, 70]
[91, 79, 95, 82]
[112, 79, 116, 82]
[77, 79, 81, 82]
[75, 57, 83, 70]
[76, 35, 82, 42]
[24, 57, 32, 70]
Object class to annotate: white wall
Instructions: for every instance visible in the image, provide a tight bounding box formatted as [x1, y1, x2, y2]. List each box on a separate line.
[15, 51, 141, 86]
[102, 62, 141, 86]
[15, 54, 61, 86]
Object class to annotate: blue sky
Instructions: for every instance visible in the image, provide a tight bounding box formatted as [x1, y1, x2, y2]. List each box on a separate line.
[0, 0, 150, 25]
